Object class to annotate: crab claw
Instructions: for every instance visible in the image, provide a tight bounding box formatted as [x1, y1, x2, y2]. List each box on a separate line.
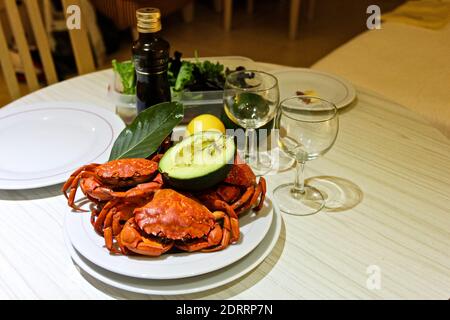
[116, 218, 174, 256]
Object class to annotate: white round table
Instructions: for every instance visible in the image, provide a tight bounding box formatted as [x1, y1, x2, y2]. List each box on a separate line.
[0, 58, 449, 299]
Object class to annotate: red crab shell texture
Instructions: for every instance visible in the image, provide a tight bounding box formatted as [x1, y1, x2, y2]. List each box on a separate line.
[95, 158, 159, 186]
[134, 189, 215, 241]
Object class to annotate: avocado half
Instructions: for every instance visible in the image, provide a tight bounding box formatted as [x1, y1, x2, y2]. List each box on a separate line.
[158, 131, 236, 191]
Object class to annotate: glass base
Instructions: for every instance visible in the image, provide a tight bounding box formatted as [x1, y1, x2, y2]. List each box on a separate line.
[116, 105, 137, 125]
[273, 183, 324, 216]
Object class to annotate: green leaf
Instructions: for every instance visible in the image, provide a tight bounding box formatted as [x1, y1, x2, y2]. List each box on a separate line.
[112, 59, 136, 95]
[109, 102, 184, 160]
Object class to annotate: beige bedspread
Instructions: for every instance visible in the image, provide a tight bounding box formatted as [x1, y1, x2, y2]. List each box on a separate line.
[383, 0, 450, 30]
[312, 21, 450, 138]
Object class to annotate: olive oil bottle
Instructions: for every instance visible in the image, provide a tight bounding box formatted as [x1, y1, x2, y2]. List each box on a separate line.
[133, 8, 171, 113]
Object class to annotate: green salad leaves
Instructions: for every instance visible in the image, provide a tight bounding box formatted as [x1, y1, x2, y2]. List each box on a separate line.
[112, 52, 244, 94]
[112, 59, 136, 95]
[168, 51, 242, 92]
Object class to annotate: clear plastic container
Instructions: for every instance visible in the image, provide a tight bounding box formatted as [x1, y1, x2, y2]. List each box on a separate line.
[108, 56, 254, 124]
[172, 90, 223, 124]
[107, 83, 137, 125]
[107, 71, 138, 125]
[108, 75, 225, 125]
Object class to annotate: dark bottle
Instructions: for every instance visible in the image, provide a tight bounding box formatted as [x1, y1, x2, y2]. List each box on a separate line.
[132, 8, 171, 113]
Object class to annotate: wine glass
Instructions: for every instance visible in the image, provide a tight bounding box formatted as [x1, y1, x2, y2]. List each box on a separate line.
[274, 96, 339, 216]
[223, 70, 279, 175]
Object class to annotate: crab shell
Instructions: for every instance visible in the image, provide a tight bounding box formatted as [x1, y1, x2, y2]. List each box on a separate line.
[223, 163, 256, 188]
[94, 158, 159, 188]
[134, 189, 215, 241]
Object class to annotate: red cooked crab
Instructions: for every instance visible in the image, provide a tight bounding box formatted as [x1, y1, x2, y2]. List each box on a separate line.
[62, 157, 162, 210]
[115, 189, 239, 256]
[195, 162, 266, 242]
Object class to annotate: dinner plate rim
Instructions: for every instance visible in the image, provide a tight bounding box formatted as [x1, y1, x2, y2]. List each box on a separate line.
[63, 205, 282, 296]
[64, 196, 274, 280]
[0, 101, 125, 190]
[271, 68, 357, 109]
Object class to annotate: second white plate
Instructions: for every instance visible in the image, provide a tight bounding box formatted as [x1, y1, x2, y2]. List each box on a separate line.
[65, 196, 274, 280]
[272, 68, 356, 109]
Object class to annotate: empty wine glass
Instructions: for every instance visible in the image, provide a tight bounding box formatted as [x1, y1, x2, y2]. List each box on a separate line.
[223, 70, 279, 176]
[274, 96, 339, 216]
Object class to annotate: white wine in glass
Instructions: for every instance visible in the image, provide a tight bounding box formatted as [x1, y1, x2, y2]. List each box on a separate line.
[223, 70, 279, 176]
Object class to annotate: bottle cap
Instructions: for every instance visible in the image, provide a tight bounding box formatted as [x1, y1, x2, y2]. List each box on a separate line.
[136, 8, 162, 33]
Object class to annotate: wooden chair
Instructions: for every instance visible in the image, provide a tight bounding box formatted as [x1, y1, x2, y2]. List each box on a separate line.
[0, 0, 96, 100]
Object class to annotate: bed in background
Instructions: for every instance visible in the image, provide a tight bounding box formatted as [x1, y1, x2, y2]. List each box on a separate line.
[312, 0, 450, 138]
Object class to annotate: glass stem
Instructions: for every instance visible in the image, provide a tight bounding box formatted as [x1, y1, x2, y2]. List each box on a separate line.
[244, 128, 257, 166]
[293, 161, 306, 194]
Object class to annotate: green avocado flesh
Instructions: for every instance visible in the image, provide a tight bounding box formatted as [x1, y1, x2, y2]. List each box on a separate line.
[158, 131, 236, 191]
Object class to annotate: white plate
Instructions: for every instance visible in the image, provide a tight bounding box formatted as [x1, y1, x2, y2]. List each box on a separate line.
[0, 102, 125, 190]
[272, 68, 356, 109]
[65, 196, 273, 280]
[64, 205, 282, 296]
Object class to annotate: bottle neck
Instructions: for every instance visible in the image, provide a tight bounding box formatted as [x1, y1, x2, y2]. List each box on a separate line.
[138, 31, 161, 41]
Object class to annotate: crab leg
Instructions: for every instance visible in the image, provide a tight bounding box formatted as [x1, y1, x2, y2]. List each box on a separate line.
[213, 209, 239, 245]
[104, 209, 114, 229]
[199, 200, 239, 242]
[102, 209, 126, 253]
[176, 211, 233, 252]
[61, 164, 99, 199]
[117, 219, 174, 256]
[202, 214, 232, 252]
[132, 239, 174, 256]
[207, 199, 238, 219]
[93, 199, 119, 234]
[66, 171, 115, 211]
[90, 207, 99, 225]
[231, 186, 255, 211]
[214, 208, 239, 243]
[230, 217, 240, 243]
[104, 227, 121, 254]
[109, 174, 163, 199]
[112, 212, 123, 236]
[66, 171, 93, 211]
[79, 175, 117, 202]
[255, 177, 266, 212]
[236, 182, 262, 215]
[176, 223, 223, 252]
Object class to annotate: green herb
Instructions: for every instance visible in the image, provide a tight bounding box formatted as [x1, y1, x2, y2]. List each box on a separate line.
[174, 63, 194, 91]
[169, 51, 241, 92]
[109, 102, 184, 160]
[196, 60, 224, 80]
[112, 59, 136, 95]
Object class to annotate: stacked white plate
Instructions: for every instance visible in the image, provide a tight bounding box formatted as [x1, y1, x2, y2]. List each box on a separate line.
[0, 101, 125, 190]
[64, 195, 282, 295]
